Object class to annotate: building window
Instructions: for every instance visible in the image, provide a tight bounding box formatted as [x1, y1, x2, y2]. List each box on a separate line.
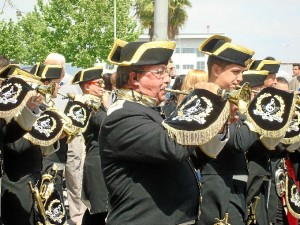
[106, 64, 114, 70]
[182, 48, 196, 53]
[182, 64, 194, 70]
[175, 65, 180, 70]
[197, 51, 205, 57]
[196, 61, 205, 70]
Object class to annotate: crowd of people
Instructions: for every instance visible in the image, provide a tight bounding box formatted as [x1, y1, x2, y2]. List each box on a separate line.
[0, 34, 300, 225]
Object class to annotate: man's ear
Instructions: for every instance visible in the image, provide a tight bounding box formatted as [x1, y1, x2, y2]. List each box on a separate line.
[211, 64, 221, 77]
[128, 71, 139, 85]
[83, 82, 90, 91]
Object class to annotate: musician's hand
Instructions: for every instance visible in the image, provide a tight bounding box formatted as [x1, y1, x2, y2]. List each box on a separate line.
[194, 82, 220, 95]
[229, 103, 239, 124]
[60, 131, 67, 139]
[26, 94, 44, 110]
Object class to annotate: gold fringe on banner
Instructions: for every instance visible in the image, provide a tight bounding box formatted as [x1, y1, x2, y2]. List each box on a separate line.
[162, 101, 230, 146]
[24, 128, 63, 147]
[246, 95, 297, 138]
[285, 175, 300, 219]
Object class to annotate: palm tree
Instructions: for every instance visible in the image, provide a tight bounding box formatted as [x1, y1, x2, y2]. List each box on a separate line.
[134, 0, 191, 41]
[168, 0, 191, 40]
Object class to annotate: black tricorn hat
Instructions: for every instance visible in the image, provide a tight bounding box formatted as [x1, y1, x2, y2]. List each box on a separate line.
[0, 64, 20, 78]
[162, 89, 230, 146]
[71, 66, 103, 84]
[107, 39, 176, 66]
[240, 70, 269, 87]
[30, 63, 63, 80]
[246, 86, 296, 138]
[249, 59, 281, 74]
[198, 35, 254, 67]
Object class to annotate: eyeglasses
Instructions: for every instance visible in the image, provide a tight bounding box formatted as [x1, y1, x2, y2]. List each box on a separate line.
[136, 68, 171, 80]
[87, 79, 104, 86]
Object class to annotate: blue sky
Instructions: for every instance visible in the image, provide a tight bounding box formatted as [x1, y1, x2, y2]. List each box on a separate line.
[1, 0, 300, 65]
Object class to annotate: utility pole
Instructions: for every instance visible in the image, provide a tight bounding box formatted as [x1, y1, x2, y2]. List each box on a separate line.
[154, 0, 168, 41]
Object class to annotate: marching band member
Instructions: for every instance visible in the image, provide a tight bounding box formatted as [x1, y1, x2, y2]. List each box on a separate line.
[98, 38, 235, 225]
[240, 67, 280, 225]
[196, 35, 259, 225]
[269, 72, 300, 225]
[245, 58, 287, 225]
[1, 64, 64, 225]
[70, 66, 109, 225]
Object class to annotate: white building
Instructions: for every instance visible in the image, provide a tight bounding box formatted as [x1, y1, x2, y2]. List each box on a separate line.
[139, 33, 224, 75]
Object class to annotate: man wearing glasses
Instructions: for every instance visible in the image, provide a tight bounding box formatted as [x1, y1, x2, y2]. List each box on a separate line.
[98, 39, 232, 225]
[70, 67, 108, 225]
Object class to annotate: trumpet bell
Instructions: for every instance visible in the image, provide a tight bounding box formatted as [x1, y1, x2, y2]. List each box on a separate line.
[36, 81, 56, 103]
[220, 82, 251, 114]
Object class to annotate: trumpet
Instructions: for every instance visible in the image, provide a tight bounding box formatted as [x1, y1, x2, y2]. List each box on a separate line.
[85, 99, 101, 112]
[36, 82, 56, 104]
[165, 82, 251, 113]
[58, 92, 101, 112]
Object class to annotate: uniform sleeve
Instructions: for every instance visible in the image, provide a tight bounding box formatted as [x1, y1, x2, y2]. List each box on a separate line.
[101, 114, 195, 163]
[5, 137, 33, 153]
[40, 141, 60, 156]
[285, 142, 300, 153]
[260, 135, 285, 150]
[15, 106, 40, 131]
[199, 129, 229, 158]
[2, 106, 40, 144]
[226, 120, 259, 153]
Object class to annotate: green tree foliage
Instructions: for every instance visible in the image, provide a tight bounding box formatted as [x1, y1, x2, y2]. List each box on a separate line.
[3, 0, 141, 67]
[0, 19, 24, 62]
[134, 0, 191, 41]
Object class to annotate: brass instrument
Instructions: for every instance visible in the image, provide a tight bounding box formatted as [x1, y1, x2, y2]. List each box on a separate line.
[85, 99, 101, 112]
[36, 82, 56, 104]
[164, 88, 190, 95]
[58, 92, 101, 112]
[214, 213, 231, 225]
[165, 82, 251, 113]
[53, 108, 80, 144]
[63, 123, 80, 144]
[275, 168, 286, 197]
[247, 196, 260, 225]
[28, 181, 51, 225]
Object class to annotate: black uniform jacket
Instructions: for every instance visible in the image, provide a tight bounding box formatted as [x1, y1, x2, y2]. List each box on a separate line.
[99, 100, 201, 225]
[82, 105, 109, 214]
[198, 115, 258, 225]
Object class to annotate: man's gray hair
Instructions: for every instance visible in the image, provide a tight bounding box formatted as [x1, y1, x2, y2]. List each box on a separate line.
[44, 53, 66, 66]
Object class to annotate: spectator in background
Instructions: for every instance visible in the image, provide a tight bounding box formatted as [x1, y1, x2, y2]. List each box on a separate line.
[107, 72, 117, 106]
[162, 74, 185, 118]
[290, 63, 300, 91]
[102, 72, 113, 108]
[276, 70, 292, 90]
[177, 69, 208, 106]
